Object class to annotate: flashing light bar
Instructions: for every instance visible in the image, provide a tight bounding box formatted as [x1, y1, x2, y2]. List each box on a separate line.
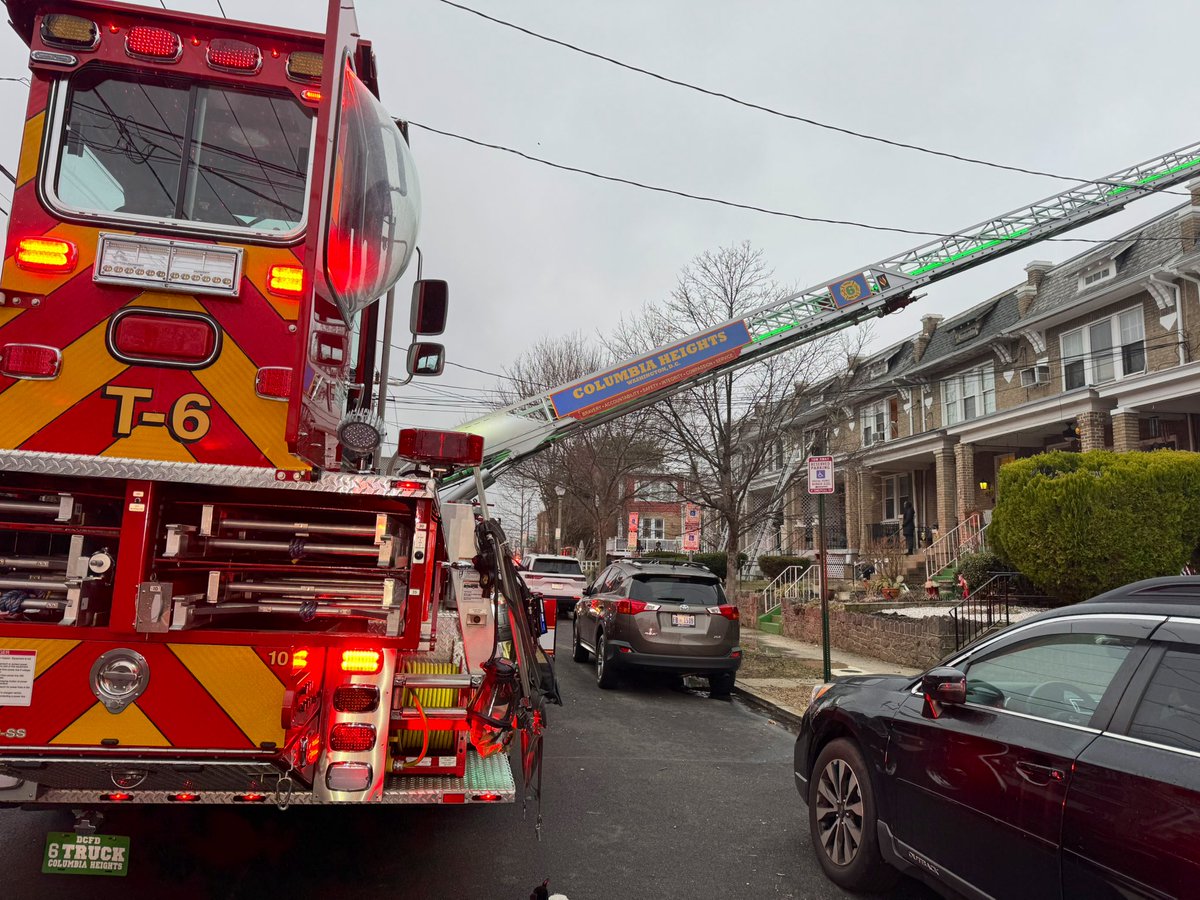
[41, 14, 99, 50]
[126, 26, 182, 62]
[396, 429, 485, 468]
[208, 38, 262, 73]
[15, 236, 78, 274]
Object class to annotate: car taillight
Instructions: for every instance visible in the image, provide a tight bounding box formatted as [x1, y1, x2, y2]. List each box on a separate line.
[333, 685, 379, 713]
[267, 264, 304, 298]
[207, 38, 262, 73]
[615, 599, 660, 615]
[330, 723, 376, 753]
[15, 236, 77, 273]
[0, 344, 61, 379]
[340, 649, 381, 673]
[126, 26, 182, 61]
[707, 605, 740, 620]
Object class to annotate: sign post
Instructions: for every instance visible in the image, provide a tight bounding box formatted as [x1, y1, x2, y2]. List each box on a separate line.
[807, 456, 835, 682]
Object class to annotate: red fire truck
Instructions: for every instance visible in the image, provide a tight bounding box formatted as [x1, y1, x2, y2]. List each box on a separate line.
[0, 0, 556, 823]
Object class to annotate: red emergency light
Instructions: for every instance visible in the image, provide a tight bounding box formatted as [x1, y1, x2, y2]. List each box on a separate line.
[207, 38, 262, 73]
[329, 723, 376, 753]
[15, 236, 77, 274]
[395, 429, 484, 468]
[126, 26, 182, 61]
[111, 312, 217, 365]
[0, 343, 61, 379]
[255, 367, 293, 400]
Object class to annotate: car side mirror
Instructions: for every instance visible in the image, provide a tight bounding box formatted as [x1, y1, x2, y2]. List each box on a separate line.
[921, 667, 967, 706]
[406, 342, 445, 377]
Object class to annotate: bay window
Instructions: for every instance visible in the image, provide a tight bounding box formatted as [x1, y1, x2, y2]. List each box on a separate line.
[1061, 308, 1145, 390]
[942, 364, 996, 425]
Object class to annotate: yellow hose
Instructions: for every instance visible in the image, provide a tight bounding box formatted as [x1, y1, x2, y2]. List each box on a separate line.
[393, 660, 458, 762]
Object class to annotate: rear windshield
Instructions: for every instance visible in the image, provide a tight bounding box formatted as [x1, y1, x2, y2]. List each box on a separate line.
[630, 575, 724, 604]
[53, 69, 312, 235]
[530, 559, 583, 576]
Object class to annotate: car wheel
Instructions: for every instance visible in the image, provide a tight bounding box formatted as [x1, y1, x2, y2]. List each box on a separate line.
[808, 739, 897, 892]
[708, 672, 735, 698]
[572, 618, 589, 662]
[595, 632, 618, 689]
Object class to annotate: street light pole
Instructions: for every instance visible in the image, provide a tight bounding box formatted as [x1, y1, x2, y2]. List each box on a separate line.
[555, 485, 566, 555]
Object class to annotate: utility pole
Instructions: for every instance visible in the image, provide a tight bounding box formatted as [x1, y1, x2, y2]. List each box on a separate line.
[555, 485, 566, 555]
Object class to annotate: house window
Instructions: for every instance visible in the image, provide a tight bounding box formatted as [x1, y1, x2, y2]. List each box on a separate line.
[635, 480, 676, 503]
[639, 517, 665, 541]
[941, 364, 996, 426]
[1060, 308, 1145, 390]
[1078, 261, 1116, 291]
[860, 400, 893, 447]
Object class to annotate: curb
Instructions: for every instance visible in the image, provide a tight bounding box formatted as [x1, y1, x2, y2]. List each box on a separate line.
[734, 685, 807, 732]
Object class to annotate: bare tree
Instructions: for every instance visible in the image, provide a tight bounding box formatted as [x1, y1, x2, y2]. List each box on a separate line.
[611, 242, 842, 596]
[495, 333, 660, 565]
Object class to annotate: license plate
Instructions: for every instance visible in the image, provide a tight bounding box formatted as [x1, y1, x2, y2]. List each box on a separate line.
[551, 583, 565, 590]
[43, 832, 130, 877]
[671, 614, 696, 627]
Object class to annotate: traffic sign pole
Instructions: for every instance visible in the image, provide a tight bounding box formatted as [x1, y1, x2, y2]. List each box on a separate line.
[807, 456, 835, 682]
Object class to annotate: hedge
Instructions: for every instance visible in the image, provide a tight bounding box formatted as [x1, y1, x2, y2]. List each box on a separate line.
[990, 449, 1200, 604]
[691, 551, 748, 580]
[757, 555, 813, 582]
[954, 551, 1004, 591]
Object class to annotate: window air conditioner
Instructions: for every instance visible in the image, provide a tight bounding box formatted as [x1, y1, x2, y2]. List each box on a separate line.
[1020, 365, 1050, 387]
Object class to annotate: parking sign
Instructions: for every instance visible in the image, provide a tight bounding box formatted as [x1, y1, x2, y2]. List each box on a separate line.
[807, 456, 835, 494]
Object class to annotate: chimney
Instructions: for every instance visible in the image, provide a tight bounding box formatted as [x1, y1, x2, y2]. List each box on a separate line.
[1018, 260, 1053, 318]
[913, 314, 942, 363]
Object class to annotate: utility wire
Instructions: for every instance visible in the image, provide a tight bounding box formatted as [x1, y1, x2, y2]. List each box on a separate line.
[408, 121, 1190, 246]
[433, 0, 1188, 198]
[215, 0, 228, 17]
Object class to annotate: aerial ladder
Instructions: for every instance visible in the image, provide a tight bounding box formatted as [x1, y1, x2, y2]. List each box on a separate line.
[444, 141, 1200, 500]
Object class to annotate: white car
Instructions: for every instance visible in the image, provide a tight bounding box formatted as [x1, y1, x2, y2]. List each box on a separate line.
[519, 554, 588, 619]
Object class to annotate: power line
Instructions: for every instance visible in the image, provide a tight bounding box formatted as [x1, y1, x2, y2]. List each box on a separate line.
[432, 0, 1187, 198]
[408, 121, 1189, 245]
[215, 0, 228, 17]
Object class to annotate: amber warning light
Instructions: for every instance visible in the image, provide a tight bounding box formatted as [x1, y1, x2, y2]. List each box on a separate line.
[267, 265, 304, 298]
[15, 237, 77, 274]
[340, 650, 381, 674]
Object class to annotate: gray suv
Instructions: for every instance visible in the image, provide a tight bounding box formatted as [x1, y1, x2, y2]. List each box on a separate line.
[571, 560, 741, 696]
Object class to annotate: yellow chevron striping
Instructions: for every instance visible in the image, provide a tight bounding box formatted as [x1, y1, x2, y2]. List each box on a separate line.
[0, 319, 126, 449]
[101, 419, 197, 462]
[0, 638, 79, 677]
[16, 111, 43, 187]
[51, 702, 171, 747]
[168, 645, 285, 749]
[0, 307, 24, 328]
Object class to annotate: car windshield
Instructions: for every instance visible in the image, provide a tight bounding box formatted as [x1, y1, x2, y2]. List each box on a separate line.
[530, 559, 583, 576]
[53, 69, 312, 234]
[629, 575, 724, 604]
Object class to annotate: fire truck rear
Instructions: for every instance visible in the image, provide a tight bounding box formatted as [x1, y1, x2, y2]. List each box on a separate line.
[0, 0, 550, 813]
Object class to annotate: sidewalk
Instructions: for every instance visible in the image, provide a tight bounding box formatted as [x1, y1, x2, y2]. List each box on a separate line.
[735, 629, 921, 731]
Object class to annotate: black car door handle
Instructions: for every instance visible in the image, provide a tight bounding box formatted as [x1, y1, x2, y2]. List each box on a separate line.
[1016, 761, 1065, 783]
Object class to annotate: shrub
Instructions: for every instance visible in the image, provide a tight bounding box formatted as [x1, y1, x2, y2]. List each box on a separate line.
[692, 551, 748, 580]
[757, 555, 813, 582]
[954, 551, 1005, 591]
[990, 449, 1200, 604]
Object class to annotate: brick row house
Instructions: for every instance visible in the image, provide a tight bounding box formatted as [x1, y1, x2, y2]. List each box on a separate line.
[762, 188, 1200, 561]
[605, 473, 690, 558]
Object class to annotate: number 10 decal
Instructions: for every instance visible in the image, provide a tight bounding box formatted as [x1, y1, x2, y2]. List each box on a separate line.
[103, 386, 213, 444]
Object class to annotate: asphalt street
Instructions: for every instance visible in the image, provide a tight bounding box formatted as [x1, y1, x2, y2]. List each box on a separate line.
[0, 627, 939, 899]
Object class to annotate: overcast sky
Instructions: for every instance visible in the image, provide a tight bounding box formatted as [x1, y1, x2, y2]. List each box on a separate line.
[1, 0, 1197, 443]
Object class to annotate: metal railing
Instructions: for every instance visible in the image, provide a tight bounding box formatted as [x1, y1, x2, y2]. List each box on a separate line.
[605, 537, 683, 555]
[949, 571, 1012, 651]
[924, 513, 988, 580]
[760, 564, 821, 617]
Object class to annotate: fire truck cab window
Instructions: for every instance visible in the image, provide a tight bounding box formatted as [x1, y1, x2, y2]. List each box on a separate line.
[52, 70, 312, 236]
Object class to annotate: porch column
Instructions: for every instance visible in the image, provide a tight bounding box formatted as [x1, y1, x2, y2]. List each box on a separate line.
[842, 470, 860, 550]
[955, 442, 976, 522]
[1078, 410, 1108, 451]
[1111, 408, 1140, 452]
[934, 444, 957, 535]
[857, 469, 881, 546]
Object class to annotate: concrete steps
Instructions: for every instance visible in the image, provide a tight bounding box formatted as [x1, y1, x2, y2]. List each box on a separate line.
[757, 610, 783, 634]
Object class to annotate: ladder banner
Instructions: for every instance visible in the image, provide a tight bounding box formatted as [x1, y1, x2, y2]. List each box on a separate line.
[827, 273, 871, 309]
[550, 321, 751, 419]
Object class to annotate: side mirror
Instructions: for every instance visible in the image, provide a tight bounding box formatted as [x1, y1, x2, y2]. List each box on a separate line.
[921, 667, 967, 706]
[410, 280, 448, 336]
[406, 342, 445, 377]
